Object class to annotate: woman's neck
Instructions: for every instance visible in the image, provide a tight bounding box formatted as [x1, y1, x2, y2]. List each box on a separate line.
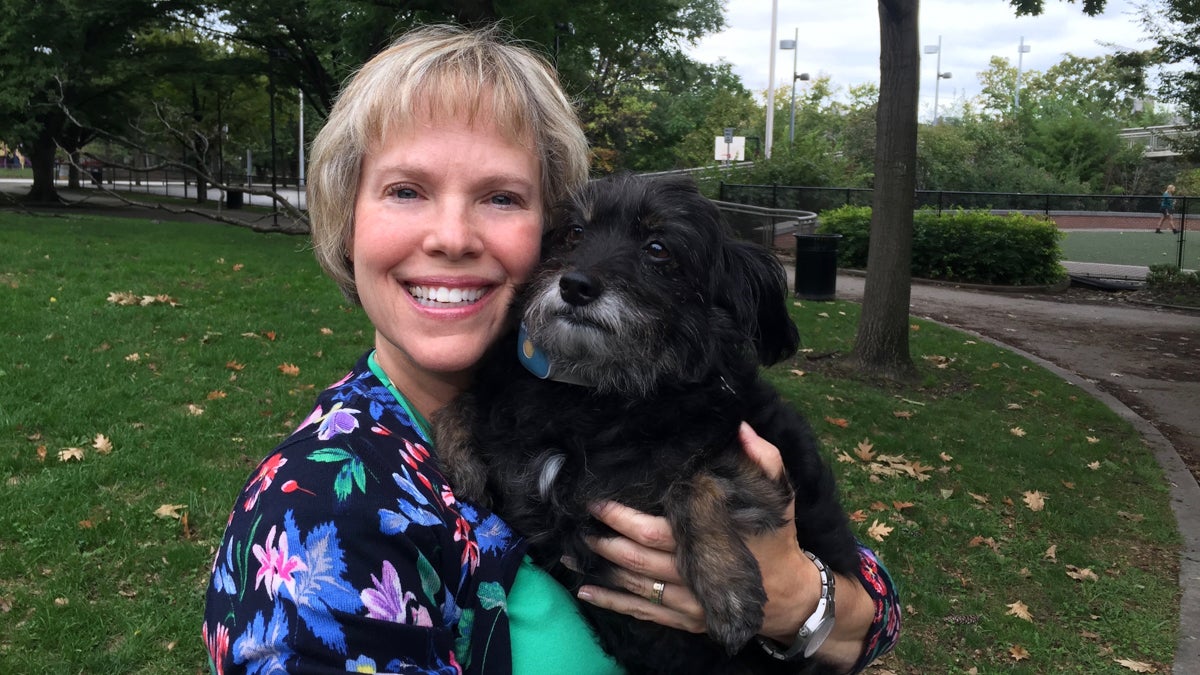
[371, 345, 471, 421]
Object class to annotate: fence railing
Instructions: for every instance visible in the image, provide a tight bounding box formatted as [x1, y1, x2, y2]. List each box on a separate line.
[54, 163, 308, 209]
[718, 183, 1193, 224]
[712, 200, 817, 249]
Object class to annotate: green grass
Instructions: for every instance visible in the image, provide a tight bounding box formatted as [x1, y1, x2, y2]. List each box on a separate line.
[1062, 229, 1199, 270]
[0, 213, 1181, 673]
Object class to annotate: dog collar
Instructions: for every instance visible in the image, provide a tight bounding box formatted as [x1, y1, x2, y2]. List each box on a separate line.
[517, 323, 594, 387]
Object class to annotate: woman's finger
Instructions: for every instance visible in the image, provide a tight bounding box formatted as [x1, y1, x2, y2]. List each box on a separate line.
[576, 583, 707, 635]
[739, 421, 784, 480]
[585, 534, 683, 585]
[589, 500, 677, 552]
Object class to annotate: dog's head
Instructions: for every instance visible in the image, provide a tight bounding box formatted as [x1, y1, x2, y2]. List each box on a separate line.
[519, 174, 800, 396]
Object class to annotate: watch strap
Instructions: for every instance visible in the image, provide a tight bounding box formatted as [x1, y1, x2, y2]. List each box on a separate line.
[757, 550, 836, 661]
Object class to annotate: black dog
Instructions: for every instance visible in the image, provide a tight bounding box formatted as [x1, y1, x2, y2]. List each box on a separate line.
[436, 174, 859, 674]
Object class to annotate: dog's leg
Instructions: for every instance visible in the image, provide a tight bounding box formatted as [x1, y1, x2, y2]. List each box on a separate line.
[429, 394, 492, 506]
[666, 469, 773, 654]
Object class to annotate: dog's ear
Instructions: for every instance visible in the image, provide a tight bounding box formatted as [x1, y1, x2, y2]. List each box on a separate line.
[718, 239, 801, 366]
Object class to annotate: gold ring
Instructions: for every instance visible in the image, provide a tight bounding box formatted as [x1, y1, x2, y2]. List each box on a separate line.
[650, 580, 666, 605]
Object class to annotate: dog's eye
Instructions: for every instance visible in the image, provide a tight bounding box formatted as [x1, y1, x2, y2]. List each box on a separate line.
[565, 225, 585, 245]
[644, 241, 670, 261]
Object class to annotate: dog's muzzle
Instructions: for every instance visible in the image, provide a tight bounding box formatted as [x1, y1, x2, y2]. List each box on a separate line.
[559, 270, 603, 307]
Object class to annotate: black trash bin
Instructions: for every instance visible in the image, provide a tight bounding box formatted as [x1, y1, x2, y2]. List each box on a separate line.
[225, 189, 244, 209]
[89, 168, 103, 186]
[793, 233, 842, 301]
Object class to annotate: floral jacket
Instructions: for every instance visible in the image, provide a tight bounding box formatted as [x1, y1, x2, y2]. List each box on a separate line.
[202, 351, 900, 674]
[203, 351, 526, 674]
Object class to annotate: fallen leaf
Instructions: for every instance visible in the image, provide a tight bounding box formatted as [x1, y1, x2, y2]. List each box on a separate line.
[1009, 644, 1030, 661]
[106, 291, 140, 305]
[226, 360, 246, 371]
[870, 501, 889, 512]
[1114, 658, 1156, 672]
[92, 434, 113, 454]
[124, 353, 141, 362]
[54, 597, 69, 607]
[848, 509, 868, 523]
[835, 451, 855, 464]
[893, 410, 913, 419]
[1117, 510, 1145, 522]
[910, 323, 920, 331]
[940, 488, 954, 499]
[854, 439, 875, 462]
[187, 404, 205, 416]
[1010, 426, 1027, 437]
[789, 369, 806, 377]
[36, 445, 47, 462]
[207, 390, 227, 401]
[1066, 565, 1099, 582]
[278, 363, 300, 377]
[866, 520, 893, 542]
[939, 452, 953, 462]
[1061, 480, 1075, 490]
[892, 500, 915, 511]
[1086, 436, 1101, 444]
[58, 447, 84, 462]
[1006, 600, 1033, 622]
[817, 312, 830, 318]
[968, 492, 989, 504]
[1023, 490, 1046, 512]
[232, 263, 244, 272]
[264, 331, 277, 341]
[1087, 461, 1101, 470]
[1044, 545, 1058, 562]
[319, 327, 333, 335]
[154, 504, 187, 520]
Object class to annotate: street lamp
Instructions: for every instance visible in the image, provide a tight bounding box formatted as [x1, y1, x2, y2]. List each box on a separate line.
[1015, 36, 1031, 110]
[779, 30, 811, 145]
[765, 0, 779, 159]
[923, 36, 952, 125]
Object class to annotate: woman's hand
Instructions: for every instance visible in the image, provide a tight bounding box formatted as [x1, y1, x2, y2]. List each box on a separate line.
[578, 423, 872, 671]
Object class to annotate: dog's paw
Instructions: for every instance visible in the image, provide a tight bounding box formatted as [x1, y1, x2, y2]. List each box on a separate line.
[695, 573, 767, 654]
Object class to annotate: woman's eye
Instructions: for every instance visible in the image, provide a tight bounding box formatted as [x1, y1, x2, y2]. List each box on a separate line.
[387, 186, 418, 200]
[644, 241, 670, 261]
[490, 193, 519, 207]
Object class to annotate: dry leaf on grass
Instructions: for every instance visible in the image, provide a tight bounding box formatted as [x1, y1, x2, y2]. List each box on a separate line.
[154, 504, 187, 520]
[58, 447, 84, 462]
[187, 404, 205, 416]
[278, 363, 301, 377]
[1022, 490, 1047, 512]
[854, 439, 876, 462]
[824, 416, 849, 428]
[1066, 565, 1099, 582]
[1086, 436, 1101, 444]
[1009, 645, 1030, 661]
[1114, 658, 1156, 672]
[92, 434, 113, 454]
[1010, 426, 1027, 437]
[1006, 600, 1033, 622]
[866, 520, 893, 542]
[893, 410, 913, 419]
[1044, 545, 1058, 561]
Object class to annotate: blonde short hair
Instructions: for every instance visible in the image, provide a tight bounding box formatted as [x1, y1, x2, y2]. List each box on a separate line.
[307, 24, 591, 303]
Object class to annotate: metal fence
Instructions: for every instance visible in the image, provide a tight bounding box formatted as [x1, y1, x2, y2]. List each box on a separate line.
[711, 200, 817, 249]
[718, 183, 1194, 222]
[54, 162, 308, 209]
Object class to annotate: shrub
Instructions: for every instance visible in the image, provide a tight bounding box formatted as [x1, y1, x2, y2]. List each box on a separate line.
[817, 206, 1065, 286]
[1144, 264, 1200, 306]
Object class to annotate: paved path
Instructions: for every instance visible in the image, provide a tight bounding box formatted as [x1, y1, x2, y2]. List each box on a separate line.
[815, 271, 1200, 673]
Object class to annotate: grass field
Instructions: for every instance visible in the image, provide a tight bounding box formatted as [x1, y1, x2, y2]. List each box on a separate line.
[1061, 229, 1199, 270]
[0, 212, 1182, 673]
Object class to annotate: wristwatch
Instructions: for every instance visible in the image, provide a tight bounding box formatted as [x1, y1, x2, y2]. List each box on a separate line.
[757, 550, 836, 661]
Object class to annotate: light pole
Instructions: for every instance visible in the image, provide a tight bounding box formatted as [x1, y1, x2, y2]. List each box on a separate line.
[779, 30, 811, 146]
[923, 36, 952, 125]
[1015, 36, 1031, 111]
[765, 0, 779, 159]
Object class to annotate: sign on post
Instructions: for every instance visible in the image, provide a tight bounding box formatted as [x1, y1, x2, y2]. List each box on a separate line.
[715, 135, 746, 162]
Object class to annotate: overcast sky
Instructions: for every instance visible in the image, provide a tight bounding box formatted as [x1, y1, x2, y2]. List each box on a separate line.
[686, 0, 1152, 121]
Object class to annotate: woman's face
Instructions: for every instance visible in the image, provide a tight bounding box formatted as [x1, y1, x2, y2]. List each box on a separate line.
[352, 111, 543, 402]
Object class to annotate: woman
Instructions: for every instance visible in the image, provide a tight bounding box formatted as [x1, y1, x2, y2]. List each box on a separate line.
[1157, 184, 1176, 234]
[202, 24, 899, 674]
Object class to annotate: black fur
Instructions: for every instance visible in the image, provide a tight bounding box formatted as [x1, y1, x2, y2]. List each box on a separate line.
[435, 174, 859, 674]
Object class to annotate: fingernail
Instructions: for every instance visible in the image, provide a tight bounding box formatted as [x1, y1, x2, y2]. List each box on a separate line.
[577, 588, 594, 602]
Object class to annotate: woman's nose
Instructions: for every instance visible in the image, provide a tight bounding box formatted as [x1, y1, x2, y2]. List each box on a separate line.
[424, 201, 483, 259]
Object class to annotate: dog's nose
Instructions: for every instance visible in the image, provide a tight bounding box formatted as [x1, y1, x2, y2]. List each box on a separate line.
[559, 270, 603, 306]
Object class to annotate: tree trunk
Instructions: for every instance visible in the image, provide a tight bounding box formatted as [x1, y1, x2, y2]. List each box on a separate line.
[26, 125, 61, 204]
[850, 0, 920, 381]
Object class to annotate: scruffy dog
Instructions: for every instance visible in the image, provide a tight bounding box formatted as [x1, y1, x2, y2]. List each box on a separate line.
[436, 174, 859, 674]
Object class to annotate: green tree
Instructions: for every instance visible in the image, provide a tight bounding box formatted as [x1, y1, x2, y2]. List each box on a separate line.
[0, 0, 205, 202]
[1136, 0, 1200, 159]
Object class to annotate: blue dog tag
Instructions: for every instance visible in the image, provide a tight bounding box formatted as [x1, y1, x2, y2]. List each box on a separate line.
[518, 323, 553, 379]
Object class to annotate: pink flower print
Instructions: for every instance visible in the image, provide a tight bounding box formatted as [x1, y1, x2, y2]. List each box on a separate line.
[203, 621, 230, 675]
[453, 516, 480, 573]
[361, 560, 433, 627]
[252, 525, 307, 600]
[243, 453, 288, 511]
[294, 404, 325, 434]
[401, 438, 430, 469]
[317, 403, 360, 441]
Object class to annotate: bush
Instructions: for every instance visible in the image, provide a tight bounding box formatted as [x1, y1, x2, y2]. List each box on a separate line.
[818, 206, 1066, 286]
[1144, 264, 1200, 306]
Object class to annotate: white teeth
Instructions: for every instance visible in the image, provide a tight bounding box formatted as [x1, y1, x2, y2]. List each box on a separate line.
[407, 285, 485, 307]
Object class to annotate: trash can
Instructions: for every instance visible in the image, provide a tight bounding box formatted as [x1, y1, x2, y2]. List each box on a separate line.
[89, 168, 103, 186]
[793, 233, 842, 301]
[225, 189, 244, 209]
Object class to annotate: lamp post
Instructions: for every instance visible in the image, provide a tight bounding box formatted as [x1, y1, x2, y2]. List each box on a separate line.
[779, 30, 811, 146]
[765, 0, 779, 159]
[1015, 36, 1031, 111]
[923, 36, 952, 125]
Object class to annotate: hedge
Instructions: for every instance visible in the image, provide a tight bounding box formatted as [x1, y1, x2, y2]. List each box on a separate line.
[816, 206, 1066, 286]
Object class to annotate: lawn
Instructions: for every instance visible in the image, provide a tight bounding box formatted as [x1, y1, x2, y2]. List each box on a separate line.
[1061, 228, 1199, 270]
[0, 212, 1181, 673]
